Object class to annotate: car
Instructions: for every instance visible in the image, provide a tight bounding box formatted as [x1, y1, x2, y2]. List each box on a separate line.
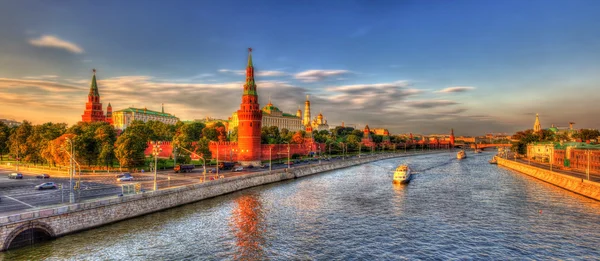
[261, 164, 269, 168]
[115, 173, 132, 178]
[117, 176, 134, 182]
[35, 182, 57, 190]
[8, 173, 23, 179]
[209, 168, 217, 173]
[36, 174, 50, 179]
[232, 167, 244, 172]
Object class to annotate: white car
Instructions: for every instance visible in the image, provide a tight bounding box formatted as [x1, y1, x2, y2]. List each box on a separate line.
[117, 176, 134, 182]
[232, 167, 244, 172]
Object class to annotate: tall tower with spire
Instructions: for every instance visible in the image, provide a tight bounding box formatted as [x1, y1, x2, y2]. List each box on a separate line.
[303, 95, 311, 126]
[237, 48, 263, 166]
[105, 103, 113, 124]
[81, 69, 107, 123]
[450, 128, 455, 147]
[533, 113, 542, 133]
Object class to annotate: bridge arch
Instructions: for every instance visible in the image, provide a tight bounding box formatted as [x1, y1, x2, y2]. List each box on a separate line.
[3, 221, 55, 251]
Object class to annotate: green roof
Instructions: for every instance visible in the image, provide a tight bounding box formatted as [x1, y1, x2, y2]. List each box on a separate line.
[89, 73, 99, 97]
[115, 107, 178, 118]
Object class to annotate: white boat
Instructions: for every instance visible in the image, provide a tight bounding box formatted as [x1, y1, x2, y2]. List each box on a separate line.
[457, 150, 467, 159]
[393, 164, 412, 184]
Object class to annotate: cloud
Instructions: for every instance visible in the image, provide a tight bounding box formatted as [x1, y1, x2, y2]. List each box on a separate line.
[23, 75, 59, 80]
[0, 78, 83, 92]
[407, 100, 460, 109]
[436, 86, 476, 93]
[218, 69, 287, 77]
[295, 70, 351, 82]
[29, 35, 84, 54]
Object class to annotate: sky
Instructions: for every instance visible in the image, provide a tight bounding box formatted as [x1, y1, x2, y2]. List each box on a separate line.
[1, 0, 600, 136]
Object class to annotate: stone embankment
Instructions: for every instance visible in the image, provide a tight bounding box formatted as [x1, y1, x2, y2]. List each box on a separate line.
[0, 151, 445, 251]
[497, 157, 600, 201]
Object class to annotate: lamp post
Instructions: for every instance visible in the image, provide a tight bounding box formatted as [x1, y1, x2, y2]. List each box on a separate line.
[318, 144, 322, 164]
[176, 146, 206, 182]
[151, 141, 162, 191]
[65, 138, 75, 203]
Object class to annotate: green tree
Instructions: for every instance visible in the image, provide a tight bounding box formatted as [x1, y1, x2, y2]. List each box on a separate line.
[9, 121, 34, 162]
[146, 120, 176, 141]
[229, 127, 238, 142]
[173, 122, 205, 163]
[115, 132, 147, 168]
[0, 122, 10, 161]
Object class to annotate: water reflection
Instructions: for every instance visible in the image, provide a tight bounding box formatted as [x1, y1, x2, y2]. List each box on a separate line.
[230, 193, 267, 261]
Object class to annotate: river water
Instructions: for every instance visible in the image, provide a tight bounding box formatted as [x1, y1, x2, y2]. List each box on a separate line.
[3, 151, 600, 260]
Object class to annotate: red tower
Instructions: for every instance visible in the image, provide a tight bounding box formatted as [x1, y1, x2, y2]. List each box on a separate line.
[106, 102, 113, 124]
[81, 69, 107, 123]
[450, 128, 455, 147]
[236, 48, 263, 166]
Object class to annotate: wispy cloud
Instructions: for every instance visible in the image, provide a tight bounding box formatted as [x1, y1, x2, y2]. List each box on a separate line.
[23, 75, 59, 80]
[218, 69, 287, 77]
[407, 100, 460, 109]
[295, 70, 351, 82]
[29, 35, 84, 54]
[436, 86, 476, 93]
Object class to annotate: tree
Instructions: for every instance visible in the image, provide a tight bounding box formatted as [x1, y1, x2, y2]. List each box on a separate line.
[579, 129, 600, 141]
[173, 122, 206, 163]
[95, 124, 117, 169]
[229, 127, 238, 142]
[9, 121, 34, 163]
[115, 132, 147, 168]
[0, 122, 9, 161]
[291, 131, 305, 144]
[146, 120, 176, 141]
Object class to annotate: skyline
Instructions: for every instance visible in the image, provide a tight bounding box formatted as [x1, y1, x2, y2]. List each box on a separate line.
[1, 1, 600, 135]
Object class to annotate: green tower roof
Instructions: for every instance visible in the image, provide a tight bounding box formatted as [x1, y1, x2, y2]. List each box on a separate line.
[89, 69, 100, 97]
[243, 48, 257, 96]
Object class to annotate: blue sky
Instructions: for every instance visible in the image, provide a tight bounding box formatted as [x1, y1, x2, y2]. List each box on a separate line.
[1, 0, 600, 135]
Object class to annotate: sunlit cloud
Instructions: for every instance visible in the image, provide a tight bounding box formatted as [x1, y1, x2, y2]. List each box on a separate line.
[436, 86, 476, 93]
[28, 35, 84, 54]
[295, 70, 350, 82]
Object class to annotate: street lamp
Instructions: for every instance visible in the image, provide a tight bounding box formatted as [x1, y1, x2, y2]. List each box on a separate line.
[358, 143, 361, 158]
[151, 141, 162, 191]
[176, 146, 206, 182]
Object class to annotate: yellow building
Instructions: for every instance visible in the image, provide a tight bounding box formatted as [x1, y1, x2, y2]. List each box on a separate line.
[112, 106, 179, 130]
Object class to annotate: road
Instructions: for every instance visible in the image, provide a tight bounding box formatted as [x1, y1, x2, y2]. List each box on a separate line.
[0, 151, 440, 215]
[505, 157, 600, 183]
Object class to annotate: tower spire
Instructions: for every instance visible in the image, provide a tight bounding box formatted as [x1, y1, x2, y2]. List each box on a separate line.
[89, 68, 100, 97]
[162, 103, 164, 113]
[243, 48, 257, 96]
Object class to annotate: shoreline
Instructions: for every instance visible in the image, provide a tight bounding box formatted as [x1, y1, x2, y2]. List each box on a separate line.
[497, 157, 600, 201]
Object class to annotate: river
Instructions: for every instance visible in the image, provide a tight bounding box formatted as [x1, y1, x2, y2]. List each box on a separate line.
[2, 151, 600, 260]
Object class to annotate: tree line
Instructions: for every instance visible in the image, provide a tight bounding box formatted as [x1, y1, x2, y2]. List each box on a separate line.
[0, 120, 414, 169]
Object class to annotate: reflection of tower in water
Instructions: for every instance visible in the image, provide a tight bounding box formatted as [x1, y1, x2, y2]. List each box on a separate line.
[230, 194, 267, 261]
